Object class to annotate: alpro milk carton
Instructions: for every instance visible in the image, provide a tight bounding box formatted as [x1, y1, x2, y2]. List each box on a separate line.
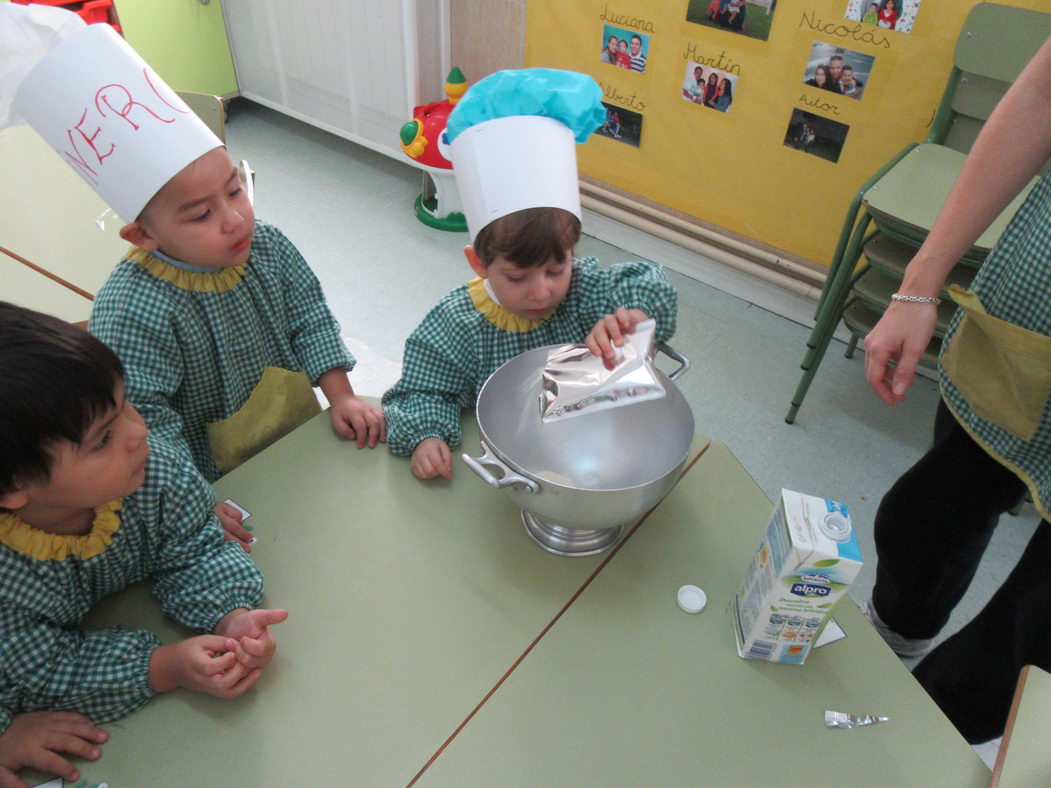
[733, 490, 862, 665]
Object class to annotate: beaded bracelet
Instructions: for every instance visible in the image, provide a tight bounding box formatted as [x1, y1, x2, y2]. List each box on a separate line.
[891, 293, 942, 305]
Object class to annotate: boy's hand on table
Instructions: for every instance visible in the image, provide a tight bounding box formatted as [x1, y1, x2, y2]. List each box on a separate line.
[329, 394, 387, 448]
[215, 608, 289, 669]
[149, 636, 263, 699]
[412, 438, 453, 480]
[214, 501, 253, 552]
[585, 308, 650, 370]
[0, 712, 107, 788]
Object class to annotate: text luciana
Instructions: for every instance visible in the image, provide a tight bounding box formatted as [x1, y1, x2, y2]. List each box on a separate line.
[599, 4, 656, 33]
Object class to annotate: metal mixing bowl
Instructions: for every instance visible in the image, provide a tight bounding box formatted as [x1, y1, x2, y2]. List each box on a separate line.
[463, 344, 694, 555]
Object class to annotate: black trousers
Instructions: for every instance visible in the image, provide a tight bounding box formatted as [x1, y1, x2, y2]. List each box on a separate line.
[871, 398, 1050, 743]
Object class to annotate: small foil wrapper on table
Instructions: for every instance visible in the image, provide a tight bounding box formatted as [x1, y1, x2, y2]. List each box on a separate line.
[540, 319, 665, 422]
[825, 710, 890, 729]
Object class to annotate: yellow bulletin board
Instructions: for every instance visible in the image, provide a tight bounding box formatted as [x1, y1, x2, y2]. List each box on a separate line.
[525, 0, 1050, 268]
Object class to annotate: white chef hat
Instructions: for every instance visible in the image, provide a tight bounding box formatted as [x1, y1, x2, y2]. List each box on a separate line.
[5, 8, 222, 222]
[446, 69, 605, 242]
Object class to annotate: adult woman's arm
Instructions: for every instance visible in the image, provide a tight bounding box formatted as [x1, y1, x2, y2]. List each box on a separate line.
[864, 33, 1051, 405]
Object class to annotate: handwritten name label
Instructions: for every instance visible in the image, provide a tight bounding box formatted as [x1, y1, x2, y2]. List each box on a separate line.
[599, 4, 656, 32]
[62, 67, 190, 185]
[799, 93, 841, 115]
[798, 11, 891, 48]
[599, 81, 647, 111]
[682, 42, 742, 75]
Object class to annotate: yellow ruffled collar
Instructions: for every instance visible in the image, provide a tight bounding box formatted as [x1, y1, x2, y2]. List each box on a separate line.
[467, 277, 551, 333]
[0, 499, 122, 561]
[127, 247, 245, 294]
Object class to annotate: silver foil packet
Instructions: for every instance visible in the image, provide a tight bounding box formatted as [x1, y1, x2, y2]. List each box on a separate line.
[540, 319, 665, 423]
[824, 710, 890, 729]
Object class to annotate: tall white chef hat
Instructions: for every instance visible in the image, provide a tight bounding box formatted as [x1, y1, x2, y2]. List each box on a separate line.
[3, 6, 222, 221]
[445, 68, 605, 242]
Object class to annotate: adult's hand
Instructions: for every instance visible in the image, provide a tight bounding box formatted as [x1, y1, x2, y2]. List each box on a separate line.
[863, 301, 938, 405]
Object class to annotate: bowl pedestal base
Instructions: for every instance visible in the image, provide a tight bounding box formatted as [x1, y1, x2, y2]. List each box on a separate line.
[520, 511, 624, 557]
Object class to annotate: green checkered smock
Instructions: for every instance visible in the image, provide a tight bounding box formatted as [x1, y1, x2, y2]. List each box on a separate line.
[0, 439, 263, 731]
[89, 221, 354, 482]
[939, 171, 1051, 520]
[382, 257, 677, 455]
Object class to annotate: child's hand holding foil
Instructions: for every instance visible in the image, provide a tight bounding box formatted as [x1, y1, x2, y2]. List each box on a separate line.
[541, 318, 665, 423]
[586, 307, 651, 369]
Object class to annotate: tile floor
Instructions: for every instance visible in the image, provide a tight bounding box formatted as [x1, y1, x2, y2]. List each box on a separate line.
[226, 99, 1038, 767]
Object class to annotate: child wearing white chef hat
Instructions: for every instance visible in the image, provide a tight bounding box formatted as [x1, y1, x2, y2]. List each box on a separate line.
[382, 68, 678, 480]
[3, 9, 385, 547]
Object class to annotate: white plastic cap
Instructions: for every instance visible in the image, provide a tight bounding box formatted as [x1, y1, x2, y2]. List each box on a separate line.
[677, 584, 707, 614]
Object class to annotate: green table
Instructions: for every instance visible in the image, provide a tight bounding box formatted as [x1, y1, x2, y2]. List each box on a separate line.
[45, 416, 982, 786]
[992, 665, 1051, 787]
[67, 413, 703, 785]
[1, 252, 92, 325]
[1, 126, 128, 297]
[418, 442, 989, 787]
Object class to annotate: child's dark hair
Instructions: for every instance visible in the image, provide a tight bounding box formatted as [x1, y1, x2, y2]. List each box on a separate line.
[473, 207, 581, 268]
[0, 302, 124, 495]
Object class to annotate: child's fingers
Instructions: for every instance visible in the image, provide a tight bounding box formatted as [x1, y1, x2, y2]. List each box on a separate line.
[13, 750, 80, 785]
[253, 608, 289, 627]
[0, 764, 33, 788]
[205, 649, 238, 676]
[352, 411, 369, 449]
[331, 411, 358, 442]
[354, 410, 382, 449]
[603, 314, 625, 347]
[366, 413, 385, 449]
[222, 666, 263, 699]
[436, 443, 453, 479]
[42, 731, 104, 762]
[47, 713, 109, 744]
[216, 501, 243, 523]
[584, 332, 602, 358]
[209, 661, 253, 697]
[235, 667, 264, 695]
[220, 519, 254, 548]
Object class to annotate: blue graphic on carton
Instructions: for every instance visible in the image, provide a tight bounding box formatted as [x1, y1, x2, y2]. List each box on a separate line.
[825, 499, 850, 518]
[790, 572, 832, 598]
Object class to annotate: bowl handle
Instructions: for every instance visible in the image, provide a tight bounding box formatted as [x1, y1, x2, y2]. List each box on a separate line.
[461, 443, 539, 493]
[657, 343, 690, 381]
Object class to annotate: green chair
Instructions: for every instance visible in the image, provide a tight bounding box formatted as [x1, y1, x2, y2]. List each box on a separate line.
[786, 3, 1051, 424]
[176, 90, 226, 141]
[174, 92, 257, 204]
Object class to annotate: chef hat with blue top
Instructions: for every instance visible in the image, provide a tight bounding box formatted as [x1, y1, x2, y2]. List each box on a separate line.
[447, 68, 605, 242]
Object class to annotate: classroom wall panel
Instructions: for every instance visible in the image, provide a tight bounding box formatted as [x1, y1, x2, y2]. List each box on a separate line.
[525, 0, 1050, 268]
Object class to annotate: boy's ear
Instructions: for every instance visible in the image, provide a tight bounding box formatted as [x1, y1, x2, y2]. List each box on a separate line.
[464, 246, 488, 279]
[0, 488, 28, 511]
[119, 221, 160, 251]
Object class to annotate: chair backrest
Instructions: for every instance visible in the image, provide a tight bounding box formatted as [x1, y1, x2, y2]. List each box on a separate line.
[175, 90, 226, 142]
[930, 3, 1051, 152]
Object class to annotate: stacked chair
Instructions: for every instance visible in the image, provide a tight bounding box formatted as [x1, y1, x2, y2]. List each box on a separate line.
[786, 3, 1051, 424]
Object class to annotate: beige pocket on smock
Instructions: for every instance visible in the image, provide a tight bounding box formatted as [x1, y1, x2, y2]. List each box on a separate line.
[941, 285, 1051, 441]
[207, 366, 321, 474]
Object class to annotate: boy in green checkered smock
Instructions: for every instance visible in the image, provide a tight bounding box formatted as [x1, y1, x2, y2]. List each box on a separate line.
[90, 148, 387, 549]
[9, 14, 384, 551]
[383, 69, 677, 479]
[0, 303, 288, 783]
